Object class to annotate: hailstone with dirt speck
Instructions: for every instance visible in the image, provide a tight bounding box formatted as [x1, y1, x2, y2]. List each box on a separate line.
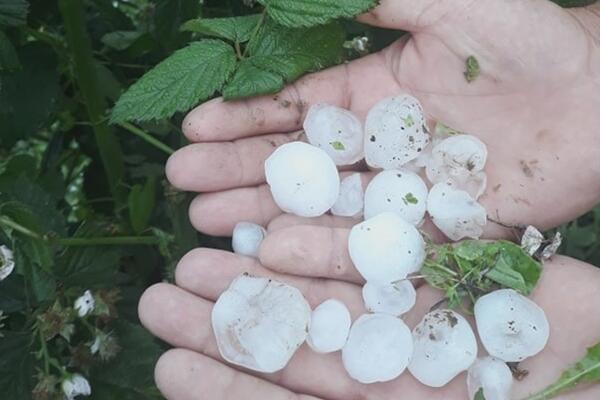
[331, 173, 364, 218]
[408, 309, 478, 387]
[342, 313, 413, 383]
[303, 103, 364, 166]
[363, 169, 428, 225]
[307, 299, 351, 354]
[474, 289, 549, 362]
[212, 274, 312, 373]
[348, 212, 426, 283]
[427, 181, 487, 241]
[265, 142, 340, 218]
[364, 95, 430, 169]
[425, 134, 488, 199]
[232, 222, 266, 258]
[467, 356, 513, 400]
[362, 280, 416, 316]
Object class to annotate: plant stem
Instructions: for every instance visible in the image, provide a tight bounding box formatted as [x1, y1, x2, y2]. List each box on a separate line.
[242, 9, 266, 58]
[38, 327, 50, 374]
[234, 41, 243, 60]
[0, 216, 43, 240]
[118, 122, 175, 155]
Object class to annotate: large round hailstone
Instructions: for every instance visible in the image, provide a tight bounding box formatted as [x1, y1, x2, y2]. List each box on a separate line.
[212, 274, 311, 373]
[474, 289, 549, 362]
[425, 135, 488, 199]
[364, 95, 430, 169]
[307, 299, 351, 353]
[408, 309, 478, 387]
[362, 280, 416, 316]
[467, 357, 513, 400]
[232, 222, 267, 258]
[331, 173, 364, 218]
[427, 181, 487, 241]
[348, 212, 425, 284]
[265, 142, 340, 217]
[342, 313, 413, 383]
[363, 169, 428, 225]
[303, 103, 364, 166]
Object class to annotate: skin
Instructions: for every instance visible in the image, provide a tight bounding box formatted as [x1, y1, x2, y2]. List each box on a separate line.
[139, 1, 600, 399]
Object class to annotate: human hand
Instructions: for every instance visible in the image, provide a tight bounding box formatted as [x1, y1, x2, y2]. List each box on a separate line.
[165, 0, 600, 239]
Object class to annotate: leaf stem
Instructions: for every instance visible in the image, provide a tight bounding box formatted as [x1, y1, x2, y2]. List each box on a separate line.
[0, 216, 43, 240]
[242, 9, 266, 58]
[234, 40, 243, 60]
[38, 327, 50, 374]
[118, 122, 175, 155]
[522, 363, 600, 400]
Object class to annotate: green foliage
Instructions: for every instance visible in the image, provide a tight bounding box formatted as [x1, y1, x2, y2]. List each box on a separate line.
[0, 0, 29, 27]
[0, 332, 35, 399]
[474, 388, 486, 400]
[181, 14, 262, 42]
[551, 0, 598, 6]
[258, 0, 378, 27]
[524, 342, 600, 400]
[422, 240, 542, 308]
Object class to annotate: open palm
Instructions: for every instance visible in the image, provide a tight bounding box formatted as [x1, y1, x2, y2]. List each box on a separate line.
[140, 0, 600, 399]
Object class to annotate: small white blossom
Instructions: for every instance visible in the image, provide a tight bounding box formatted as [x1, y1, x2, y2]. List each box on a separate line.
[521, 226, 544, 256]
[90, 336, 101, 355]
[62, 374, 91, 400]
[0, 245, 15, 281]
[74, 290, 95, 317]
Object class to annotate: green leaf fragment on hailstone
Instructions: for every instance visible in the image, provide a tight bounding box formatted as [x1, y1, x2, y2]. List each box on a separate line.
[330, 141, 345, 151]
[474, 388, 486, 400]
[403, 192, 418, 205]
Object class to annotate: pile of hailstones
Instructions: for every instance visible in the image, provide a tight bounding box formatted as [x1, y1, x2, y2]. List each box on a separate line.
[214, 96, 549, 399]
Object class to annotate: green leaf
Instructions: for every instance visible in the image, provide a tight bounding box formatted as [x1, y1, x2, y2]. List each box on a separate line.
[474, 388, 486, 400]
[524, 342, 600, 400]
[128, 177, 156, 234]
[0, 0, 29, 27]
[101, 30, 144, 51]
[403, 192, 418, 205]
[181, 14, 261, 42]
[330, 140, 345, 151]
[464, 55, 480, 83]
[258, 0, 378, 28]
[0, 331, 35, 399]
[551, 0, 598, 7]
[485, 241, 542, 295]
[223, 60, 283, 99]
[0, 273, 26, 312]
[0, 30, 19, 71]
[111, 40, 237, 123]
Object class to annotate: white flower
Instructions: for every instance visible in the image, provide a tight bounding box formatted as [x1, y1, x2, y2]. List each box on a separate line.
[0, 245, 15, 281]
[74, 290, 95, 317]
[62, 374, 91, 400]
[90, 336, 101, 355]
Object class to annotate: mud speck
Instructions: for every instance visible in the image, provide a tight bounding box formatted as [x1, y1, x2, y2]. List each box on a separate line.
[493, 184, 502, 192]
[520, 160, 534, 178]
[444, 310, 458, 327]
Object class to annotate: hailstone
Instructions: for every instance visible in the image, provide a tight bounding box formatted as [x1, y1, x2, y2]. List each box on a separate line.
[364, 95, 430, 169]
[265, 142, 340, 217]
[348, 212, 426, 284]
[303, 103, 364, 166]
[231, 222, 267, 258]
[362, 280, 416, 316]
[363, 169, 428, 225]
[408, 309, 478, 387]
[211, 274, 311, 373]
[307, 299, 352, 354]
[342, 313, 413, 383]
[427, 181, 487, 241]
[474, 289, 549, 362]
[467, 356, 513, 400]
[331, 173, 364, 218]
[425, 134, 488, 199]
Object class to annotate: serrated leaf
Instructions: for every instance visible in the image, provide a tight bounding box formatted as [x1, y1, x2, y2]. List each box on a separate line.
[101, 30, 143, 51]
[0, 0, 29, 27]
[128, 177, 156, 234]
[485, 241, 542, 295]
[181, 14, 261, 42]
[111, 40, 236, 122]
[0, 30, 19, 71]
[223, 60, 283, 99]
[0, 331, 35, 399]
[551, 0, 598, 7]
[258, 0, 378, 28]
[524, 342, 600, 400]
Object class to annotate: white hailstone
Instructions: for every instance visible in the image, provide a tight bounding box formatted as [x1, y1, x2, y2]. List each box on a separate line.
[427, 181, 487, 241]
[521, 225, 544, 256]
[232, 222, 267, 258]
[407, 121, 454, 170]
[62, 374, 91, 400]
[425, 135, 488, 199]
[363, 169, 428, 225]
[0, 245, 15, 281]
[408, 309, 478, 387]
[467, 356, 513, 400]
[74, 290, 95, 317]
[348, 212, 426, 284]
[364, 95, 430, 169]
[331, 173, 364, 218]
[307, 299, 352, 354]
[265, 142, 340, 218]
[474, 289, 549, 362]
[212, 274, 311, 373]
[303, 103, 364, 166]
[362, 280, 416, 316]
[342, 313, 413, 384]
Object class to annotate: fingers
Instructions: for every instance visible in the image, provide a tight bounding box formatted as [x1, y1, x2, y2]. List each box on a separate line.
[155, 349, 322, 400]
[167, 131, 304, 192]
[267, 214, 358, 232]
[174, 248, 364, 316]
